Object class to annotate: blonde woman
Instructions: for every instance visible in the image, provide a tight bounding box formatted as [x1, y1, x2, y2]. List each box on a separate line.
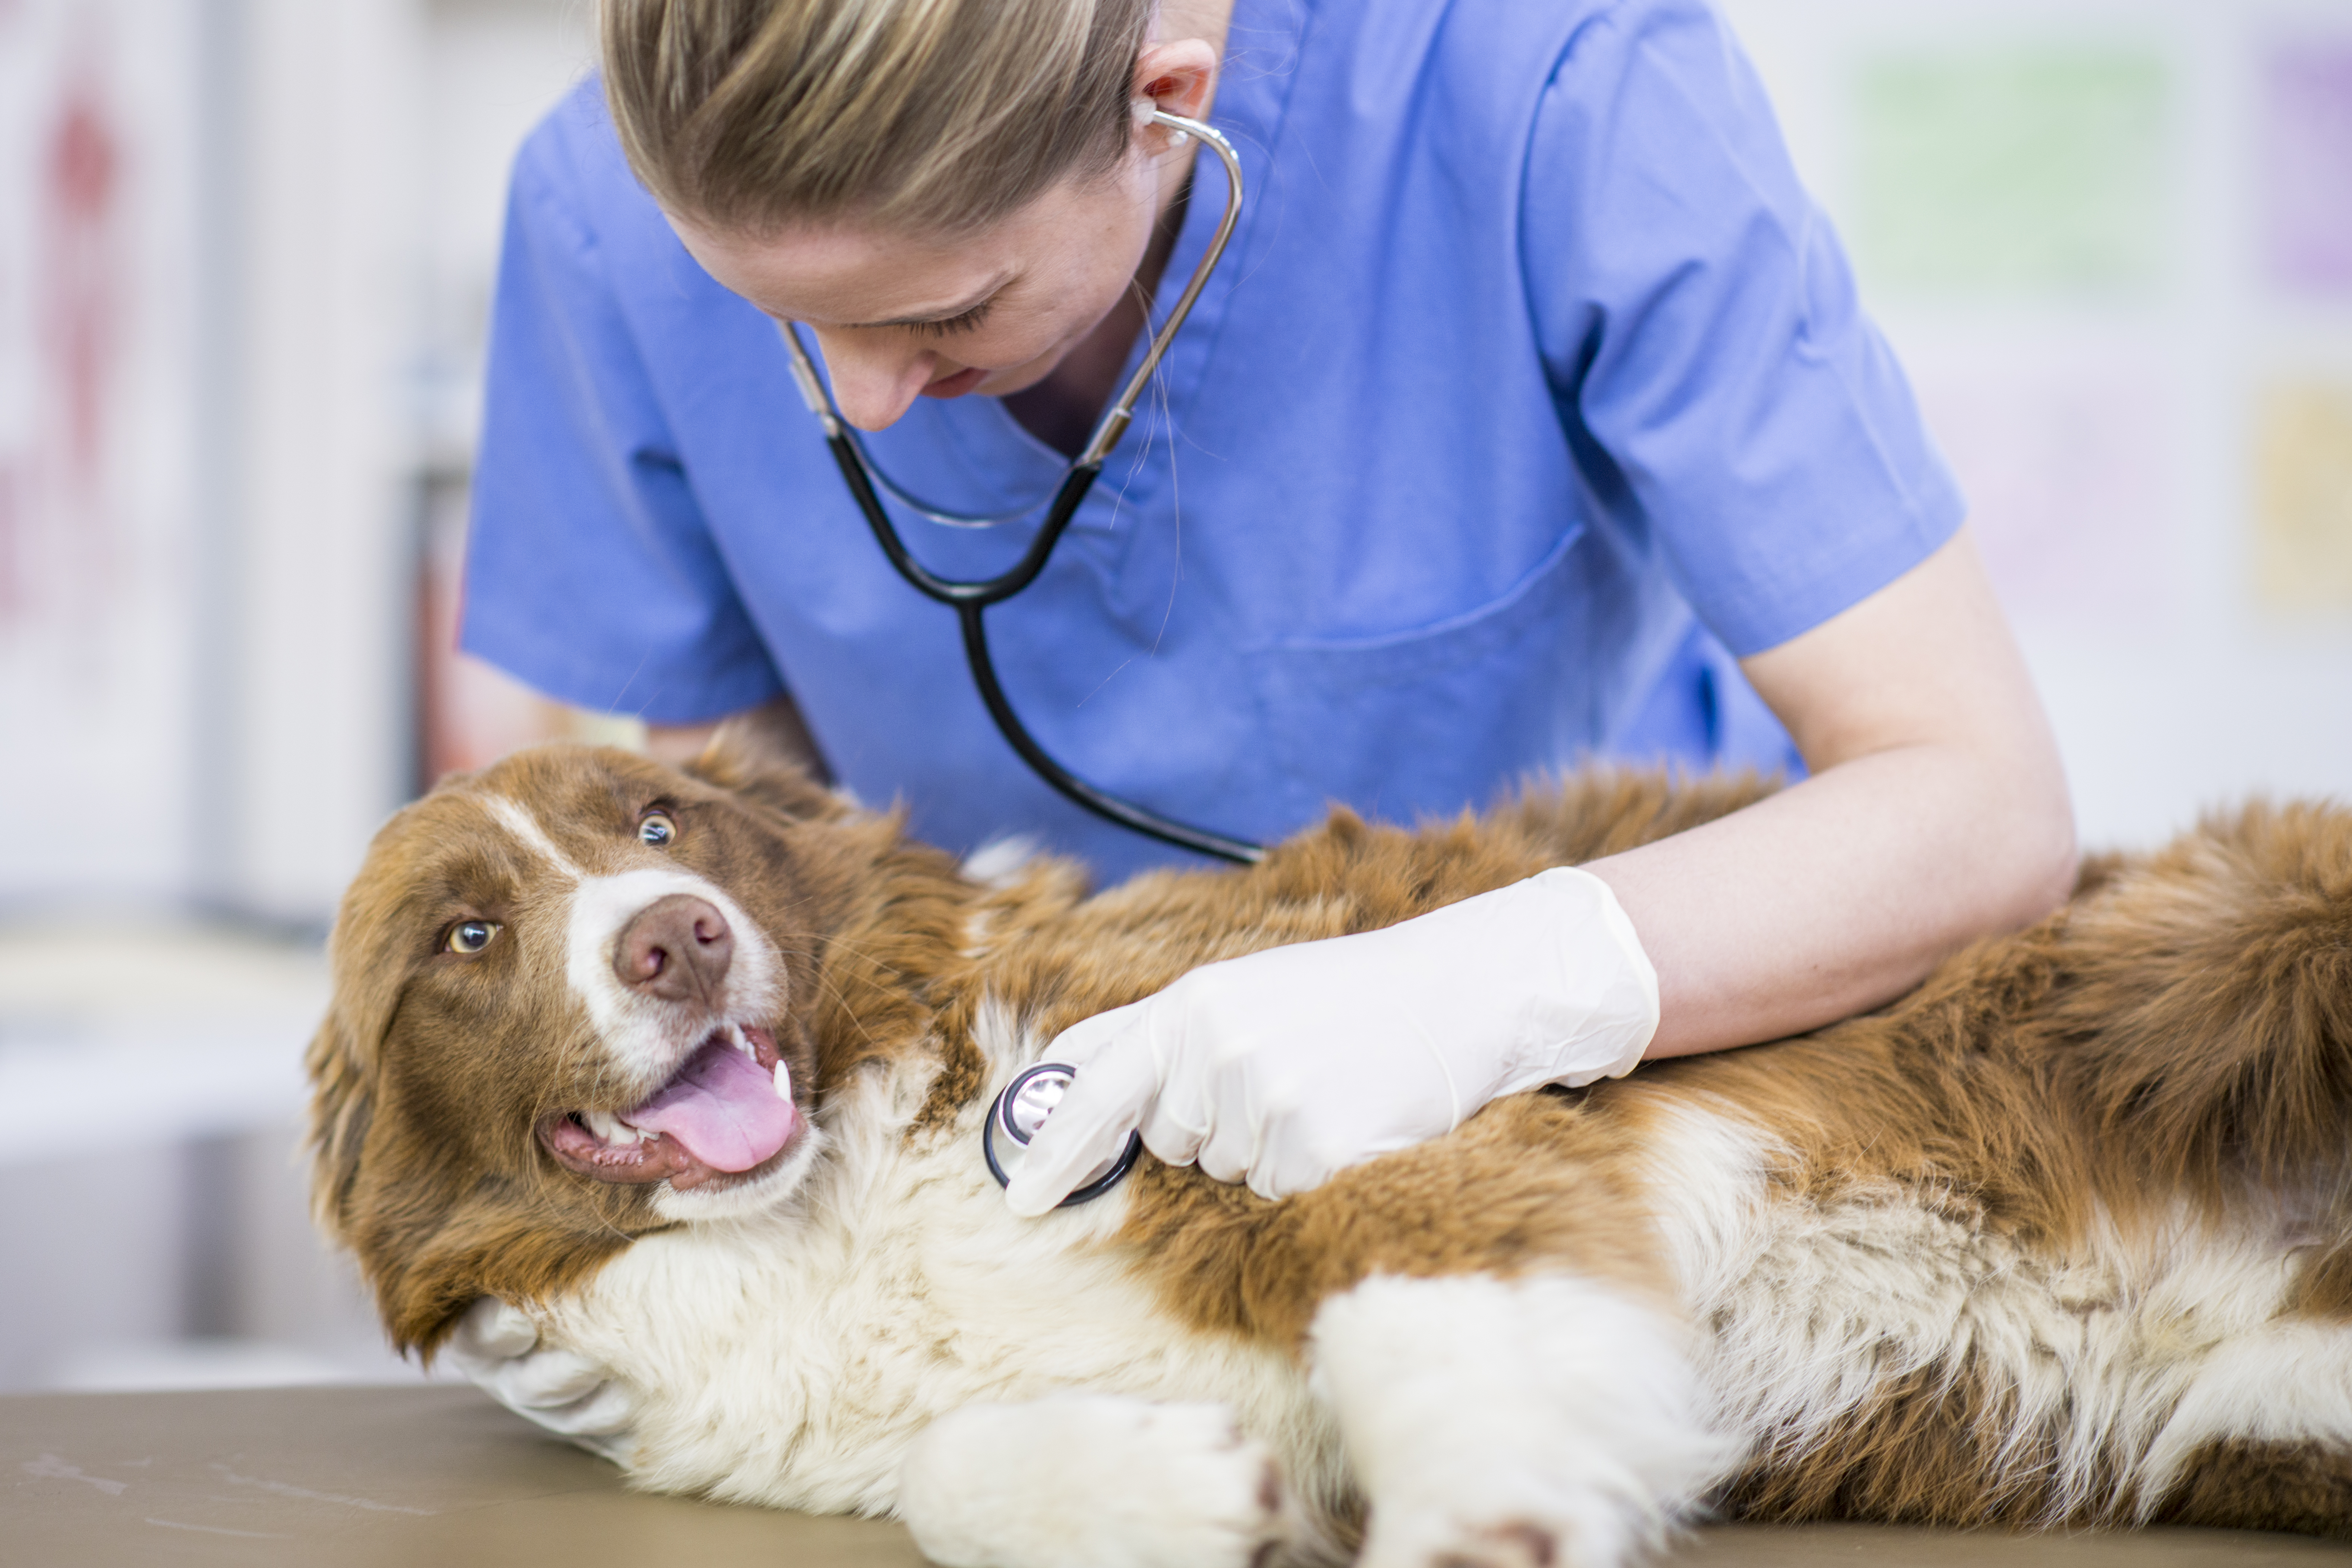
[460, 0, 2072, 1244]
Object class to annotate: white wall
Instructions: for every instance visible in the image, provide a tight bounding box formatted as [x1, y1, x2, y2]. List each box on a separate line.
[417, 0, 593, 467]
[1719, 0, 2352, 848]
[214, 0, 427, 922]
[0, 0, 205, 907]
[0, 0, 593, 1391]
[0, 0, 591, 925]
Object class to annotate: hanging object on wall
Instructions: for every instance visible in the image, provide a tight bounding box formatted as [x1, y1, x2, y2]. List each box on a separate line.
[1850, 43, 2173, 300]
[2262, 39, 2352, 298]
[40, 61, 123, 628]
[1910, 365, 2179, 630]
[0, 0, 204, 900]
[1, 20, 126, 635]
[2252, 383, 2352, 615]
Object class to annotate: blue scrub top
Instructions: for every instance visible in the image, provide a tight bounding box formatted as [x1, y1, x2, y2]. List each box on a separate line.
[464, 0, 1965, 884]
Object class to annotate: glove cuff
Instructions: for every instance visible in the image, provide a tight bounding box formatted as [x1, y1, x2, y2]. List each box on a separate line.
[1502, 867, 1661, 1093]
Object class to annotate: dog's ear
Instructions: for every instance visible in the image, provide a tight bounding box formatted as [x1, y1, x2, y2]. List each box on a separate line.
[343, 1136, 632, 1358]
[314, 1008, 637, 1356]
[304, 1004, 379, 1245]
[304, 906, 408, 1246]
[685, 694, 842, 826]
[311, 979, 634, 1355]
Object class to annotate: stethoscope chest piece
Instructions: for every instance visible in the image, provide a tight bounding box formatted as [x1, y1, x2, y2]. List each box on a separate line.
[983, 1061, 1142, 1207]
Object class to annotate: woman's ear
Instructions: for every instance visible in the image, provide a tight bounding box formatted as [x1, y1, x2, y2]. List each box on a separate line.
[1130, 35, 1220, 145]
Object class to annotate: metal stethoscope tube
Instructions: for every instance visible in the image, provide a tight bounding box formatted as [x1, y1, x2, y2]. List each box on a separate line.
[778, 111, 1265, 866]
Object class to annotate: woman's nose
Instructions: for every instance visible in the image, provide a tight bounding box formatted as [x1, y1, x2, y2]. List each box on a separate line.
[811, 329, 933, 431]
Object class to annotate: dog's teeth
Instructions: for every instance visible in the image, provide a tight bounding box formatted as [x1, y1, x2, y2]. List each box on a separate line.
[584, 1110, 641, 1145]
[728, 1022, 751, 1057]
[773, 1062, 790, 1101]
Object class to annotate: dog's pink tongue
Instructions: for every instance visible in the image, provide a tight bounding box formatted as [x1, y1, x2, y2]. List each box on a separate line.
[625, 1041, 795, 1173]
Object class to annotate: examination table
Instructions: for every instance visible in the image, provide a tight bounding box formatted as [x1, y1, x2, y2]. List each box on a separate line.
[7, 1386, 2350, 1567]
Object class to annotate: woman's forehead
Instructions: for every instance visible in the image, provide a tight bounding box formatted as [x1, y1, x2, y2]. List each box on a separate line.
[666, 178, 1091, 327]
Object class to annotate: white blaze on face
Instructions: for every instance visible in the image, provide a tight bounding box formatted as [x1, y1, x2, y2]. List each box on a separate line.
[486, 797, 589, 881]
[486, 796, 785, 1087]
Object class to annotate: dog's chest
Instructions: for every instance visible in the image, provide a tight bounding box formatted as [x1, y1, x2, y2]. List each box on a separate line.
[549, 1066, 1315, 1513]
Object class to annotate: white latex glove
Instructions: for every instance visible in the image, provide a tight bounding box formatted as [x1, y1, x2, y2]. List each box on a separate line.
[444, 1297, 639, 1464]
[1003, 867, 1659, 1213]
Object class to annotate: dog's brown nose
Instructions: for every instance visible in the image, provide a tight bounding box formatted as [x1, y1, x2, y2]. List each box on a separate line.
[613, 894, 733, 1006]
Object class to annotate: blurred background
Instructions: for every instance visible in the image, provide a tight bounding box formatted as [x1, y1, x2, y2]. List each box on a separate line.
[0, 0, 2346, 1391]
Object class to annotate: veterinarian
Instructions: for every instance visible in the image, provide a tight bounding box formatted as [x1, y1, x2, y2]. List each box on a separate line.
[462, 0, 2076, 1241]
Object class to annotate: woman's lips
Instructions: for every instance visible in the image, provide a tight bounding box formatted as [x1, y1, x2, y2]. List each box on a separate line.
[921, 366, 987, 399]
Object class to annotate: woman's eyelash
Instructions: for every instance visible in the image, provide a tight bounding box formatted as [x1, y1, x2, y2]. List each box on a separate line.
[907, 298, 995, 338]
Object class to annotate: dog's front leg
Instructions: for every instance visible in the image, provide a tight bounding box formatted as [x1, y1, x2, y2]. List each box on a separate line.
[897, 1395, 1290, 1568]
[445, 1297, 640, 1464]
[1310, 1272, 1739, 1568]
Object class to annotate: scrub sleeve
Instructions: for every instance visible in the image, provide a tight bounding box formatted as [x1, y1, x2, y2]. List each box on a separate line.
[468, 138, 785, 724]
[1529, 1, 1960, 657]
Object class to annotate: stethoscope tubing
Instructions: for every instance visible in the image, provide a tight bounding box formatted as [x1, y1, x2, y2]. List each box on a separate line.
[828, 430, 1261, 859]
[816, 426, 1096, 610]
[784, 111, 1268, 866]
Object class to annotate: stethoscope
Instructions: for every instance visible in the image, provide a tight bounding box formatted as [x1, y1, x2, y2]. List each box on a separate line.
[778, 110, 1267, 867]
[983, 1061, 1144, 1207]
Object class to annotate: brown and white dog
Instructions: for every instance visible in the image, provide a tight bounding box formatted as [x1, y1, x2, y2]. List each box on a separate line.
[308, 736, 2352, 1566]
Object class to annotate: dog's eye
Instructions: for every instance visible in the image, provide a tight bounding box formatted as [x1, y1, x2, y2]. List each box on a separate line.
[445, 919, 501, 955]
[639, 812, 677, 848]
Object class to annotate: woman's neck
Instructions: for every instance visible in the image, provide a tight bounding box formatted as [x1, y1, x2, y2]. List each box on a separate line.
[1000, 176, 1194, 457]
[999, 0, 1236, 456]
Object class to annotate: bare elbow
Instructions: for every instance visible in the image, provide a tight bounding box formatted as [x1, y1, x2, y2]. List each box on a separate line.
[2009, 784, 2080, 929]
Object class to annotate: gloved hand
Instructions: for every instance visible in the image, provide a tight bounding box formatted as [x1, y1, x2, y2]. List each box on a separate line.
[1003, 867, 1658, 1213]
[444, 1297, 639, 1464]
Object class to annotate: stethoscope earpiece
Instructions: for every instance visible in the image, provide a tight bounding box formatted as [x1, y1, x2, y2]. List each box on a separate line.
[983, 1062, 1142, 1207]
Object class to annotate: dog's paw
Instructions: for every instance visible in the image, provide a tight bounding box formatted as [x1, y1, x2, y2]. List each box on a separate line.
[900, 1396, 1287, 1568]
[1314, 1275, 1738, 1568]
[1358, 1490, 1630, 1568]
[445, 1297, 640, 1464]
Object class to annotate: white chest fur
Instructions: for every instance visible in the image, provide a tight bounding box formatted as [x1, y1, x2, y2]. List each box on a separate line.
[542, 1050, 1327, 1515]
[541, 1069, 2340, 1535]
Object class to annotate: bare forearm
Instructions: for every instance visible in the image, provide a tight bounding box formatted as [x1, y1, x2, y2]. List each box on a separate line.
[1590, 529, 2077, 1058]
[646, 693, 831, 780]
[644, 720, 723, 767]
[1589, 740, 2074, 1056]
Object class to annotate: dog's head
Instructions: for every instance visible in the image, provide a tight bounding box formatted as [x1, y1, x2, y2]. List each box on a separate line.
[306, 736, 904, 1354]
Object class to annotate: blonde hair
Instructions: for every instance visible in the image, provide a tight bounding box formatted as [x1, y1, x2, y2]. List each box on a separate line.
[600, 0, 1157, 236]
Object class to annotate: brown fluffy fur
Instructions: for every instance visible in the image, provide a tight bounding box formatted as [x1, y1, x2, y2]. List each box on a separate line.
[309, 740, 2352, 1537]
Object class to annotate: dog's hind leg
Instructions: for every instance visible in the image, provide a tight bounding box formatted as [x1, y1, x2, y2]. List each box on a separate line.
[2137, 1319, 2352, 1537]
[2148, 1439, 2352, 1537]
[1308, 1272, 1740, 1568]
[896, 1395, 1295, 1568]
